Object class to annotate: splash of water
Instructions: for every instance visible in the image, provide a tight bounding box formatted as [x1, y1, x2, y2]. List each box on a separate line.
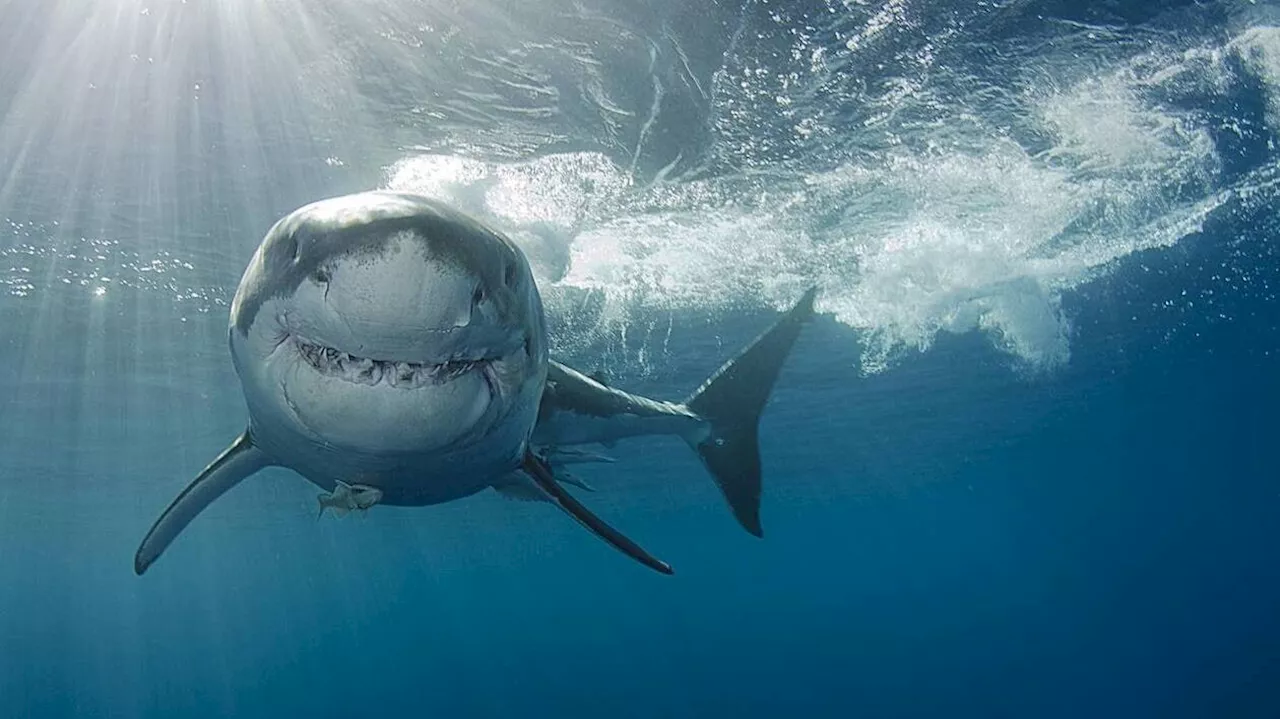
[384, 27, 1237, 374]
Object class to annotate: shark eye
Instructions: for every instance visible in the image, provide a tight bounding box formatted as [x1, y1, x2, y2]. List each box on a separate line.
[313, 268, 331, 284]
[273, 233, 299, 264]
[286, 227, 310, 262]
[472, 286, 486, 305]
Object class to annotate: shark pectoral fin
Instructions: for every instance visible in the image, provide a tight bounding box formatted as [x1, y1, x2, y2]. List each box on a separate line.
[134, 431, 273, 576]
[521, 451, 673, 575]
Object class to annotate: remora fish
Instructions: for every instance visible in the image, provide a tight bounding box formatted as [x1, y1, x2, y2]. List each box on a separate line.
[317, 480, 383, 518]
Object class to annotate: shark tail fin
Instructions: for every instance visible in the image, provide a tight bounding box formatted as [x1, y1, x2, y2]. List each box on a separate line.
[682, 287, 818, 537]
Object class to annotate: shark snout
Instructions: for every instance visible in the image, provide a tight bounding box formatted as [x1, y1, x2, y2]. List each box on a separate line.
[321, 261, 479, 333]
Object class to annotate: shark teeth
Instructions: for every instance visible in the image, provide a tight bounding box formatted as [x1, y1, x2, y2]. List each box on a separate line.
[295, 339, 485, 389]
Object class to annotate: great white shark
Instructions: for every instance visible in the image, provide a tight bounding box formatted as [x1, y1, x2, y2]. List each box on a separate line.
[134, 190, 816, 576]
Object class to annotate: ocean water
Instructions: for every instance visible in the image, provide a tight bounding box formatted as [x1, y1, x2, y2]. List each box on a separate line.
[1, 0, 1279, 716]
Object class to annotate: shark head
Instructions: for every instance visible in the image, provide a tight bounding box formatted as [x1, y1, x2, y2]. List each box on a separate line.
[228, 191, 547, 457]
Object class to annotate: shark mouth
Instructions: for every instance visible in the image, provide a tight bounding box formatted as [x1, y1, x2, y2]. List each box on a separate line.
[295, 339, 489, 389]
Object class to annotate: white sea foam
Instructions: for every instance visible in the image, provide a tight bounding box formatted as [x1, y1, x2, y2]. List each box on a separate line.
[1229, 26, 1280, 130]
[373, 29, 1280, 374]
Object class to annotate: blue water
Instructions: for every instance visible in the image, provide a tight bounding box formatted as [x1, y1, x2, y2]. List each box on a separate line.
[2, 0, 1280, 716]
